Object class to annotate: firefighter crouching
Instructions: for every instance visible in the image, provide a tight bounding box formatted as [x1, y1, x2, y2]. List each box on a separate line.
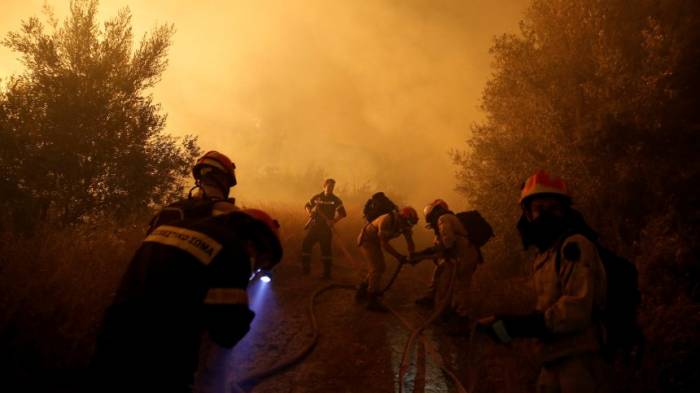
[413, 199, 482, 333]
[477, 170, 608, 393]
[301, 178, 347, 278]
[90, 208, 282, 393]
[356, 207, 419, 311]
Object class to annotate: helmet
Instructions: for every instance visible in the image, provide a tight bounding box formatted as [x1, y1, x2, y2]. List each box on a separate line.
[242, 208, 282, 270]
[423, 199, 449, 219]
[399, 206, 419, 226]
[519, 170, 570, 204]
[193, 151, 237, 187]
[243, 208, 280, 237]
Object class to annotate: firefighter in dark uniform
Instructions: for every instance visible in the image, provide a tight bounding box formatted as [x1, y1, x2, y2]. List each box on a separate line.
[91, 150, 282, 392]
[91, 208, 282, 393]
[301, 178, 347, 278]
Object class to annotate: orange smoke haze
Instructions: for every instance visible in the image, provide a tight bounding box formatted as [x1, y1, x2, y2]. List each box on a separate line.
[0, 0, 527, 210]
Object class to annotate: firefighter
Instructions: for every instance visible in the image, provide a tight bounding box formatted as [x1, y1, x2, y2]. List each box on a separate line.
[477, 170, 608, 393]
[413, 199, 482, 333]
[301, 178, 347, 279]
[356, 207, 418, 311]
[148, 150, 239, 232]
[91, 208, 282, 393]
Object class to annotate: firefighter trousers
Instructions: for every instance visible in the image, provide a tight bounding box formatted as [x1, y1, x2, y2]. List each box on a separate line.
[360, 242, 386, 294]
[301, 224, 333, 274]
[537, 353, 610, 393]
[423, 259, 475, 316]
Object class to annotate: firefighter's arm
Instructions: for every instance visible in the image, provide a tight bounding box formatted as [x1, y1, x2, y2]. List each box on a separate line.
[544, 235, 598, 334]
[408, 246, 439, 265]
[477, 313, 548, 343]
[380, 237, 405, 261]
[304, 196, 317, 215]
[334, 203, 347, 223]
[404, 231, 416, 255]
[203, 287, 255, 348]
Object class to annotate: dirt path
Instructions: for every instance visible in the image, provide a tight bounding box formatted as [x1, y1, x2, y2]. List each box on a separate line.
[195, 254, 539, 393]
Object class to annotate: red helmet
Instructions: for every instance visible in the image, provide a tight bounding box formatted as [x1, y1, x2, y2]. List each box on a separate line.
[243, 208, 280, 238]
[519, 170, 570, 204]
[193, 151, 237, 187]
[400, 206, 419, 226]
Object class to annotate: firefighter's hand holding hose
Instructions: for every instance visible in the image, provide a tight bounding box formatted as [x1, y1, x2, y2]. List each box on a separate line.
[407, 246, 441, 265]
[476, 313, 548, 344]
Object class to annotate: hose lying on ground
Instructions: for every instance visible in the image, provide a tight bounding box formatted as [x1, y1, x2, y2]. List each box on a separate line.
[394, 259, 470, 393]
[231, 282, 356, 392]
[232, 279, 471, 393]
[232, 227, 473, 393]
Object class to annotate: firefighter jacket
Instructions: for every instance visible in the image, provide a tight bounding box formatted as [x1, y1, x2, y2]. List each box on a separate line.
[357, 211, 412, 247]
[434, 213, 481, 315]
[305, 192, 345, 228]
[147, 194, 239, 234]
[533, 234, 607, 362]
[92, 212, 258, 391]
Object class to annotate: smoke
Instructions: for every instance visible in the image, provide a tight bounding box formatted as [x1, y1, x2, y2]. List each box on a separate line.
[0, 0, 528, 209]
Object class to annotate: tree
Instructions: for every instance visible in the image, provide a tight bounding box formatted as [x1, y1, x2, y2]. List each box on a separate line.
[455, 0, 699, 251]
[0, 0, 200, 230]
[454, 1, 700, 390]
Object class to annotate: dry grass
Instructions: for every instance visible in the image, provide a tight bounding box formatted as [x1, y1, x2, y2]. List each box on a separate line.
[0, 220, 145, 387]
[0, 204, 696, 392]
[0, 204, 366, 387]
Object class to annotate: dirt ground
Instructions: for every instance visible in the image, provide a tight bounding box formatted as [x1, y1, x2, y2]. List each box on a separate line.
[195, 252, 540, 393]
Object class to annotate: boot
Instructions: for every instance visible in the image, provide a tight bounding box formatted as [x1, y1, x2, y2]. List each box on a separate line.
[301, 254, 311, 275]
[366, 293, 388, 313]
[321, 260, 332, 280]
[355, 282, 369, 303]
[321, 268, 332, 280]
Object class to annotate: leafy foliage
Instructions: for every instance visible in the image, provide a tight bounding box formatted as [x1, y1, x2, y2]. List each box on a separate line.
[0, 0, 200, 229]
[455, 1, 700, 391]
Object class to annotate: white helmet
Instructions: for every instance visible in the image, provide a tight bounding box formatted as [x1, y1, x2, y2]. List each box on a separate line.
[423, 199, 449, 219]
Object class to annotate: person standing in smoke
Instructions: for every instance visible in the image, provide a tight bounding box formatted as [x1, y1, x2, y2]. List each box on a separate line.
[301, 178, 347, 279]
[477, 170, 609, 393]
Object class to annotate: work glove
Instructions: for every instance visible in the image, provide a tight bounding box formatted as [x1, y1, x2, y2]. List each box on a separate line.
[476, 313, 548, 344]
[476, 315, 510, 343]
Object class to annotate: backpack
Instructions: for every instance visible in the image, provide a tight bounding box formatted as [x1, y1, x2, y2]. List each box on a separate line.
[455, 210, 494, 248]
[147, 198, 220, 234]
[557, 236, 643, 357]
[363, 192, 398, 222]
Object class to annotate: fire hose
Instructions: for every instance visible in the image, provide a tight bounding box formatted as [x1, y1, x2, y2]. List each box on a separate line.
[231, 223, 480, 393]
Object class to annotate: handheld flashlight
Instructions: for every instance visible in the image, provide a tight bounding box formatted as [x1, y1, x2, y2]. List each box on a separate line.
[249, 268, 273, 283]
